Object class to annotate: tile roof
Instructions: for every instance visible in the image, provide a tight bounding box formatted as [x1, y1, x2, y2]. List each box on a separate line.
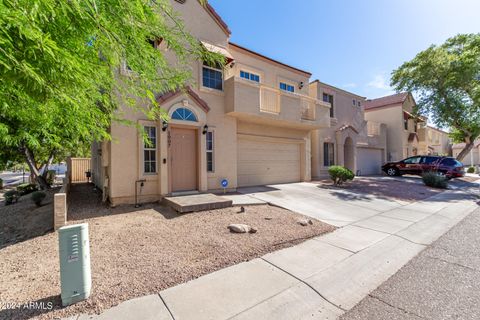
[205, 2, 231, 35]
[364, 92, 409, 111]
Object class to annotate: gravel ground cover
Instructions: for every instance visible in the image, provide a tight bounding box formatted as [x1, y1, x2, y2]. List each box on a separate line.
[0, 187, 58, 248]
[0, 183, 334, 320]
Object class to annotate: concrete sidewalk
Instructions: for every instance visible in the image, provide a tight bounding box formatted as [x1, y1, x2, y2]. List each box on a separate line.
[342, 207, 480, 320]
[71, 183, 479, 320]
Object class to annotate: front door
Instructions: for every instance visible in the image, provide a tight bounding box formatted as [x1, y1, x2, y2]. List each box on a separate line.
[170, 127, 198, 192]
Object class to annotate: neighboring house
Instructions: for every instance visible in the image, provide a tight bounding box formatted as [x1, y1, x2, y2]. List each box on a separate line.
[309, 81, 387, 177]
[91, 0, 331, 205]
[452, 141, 480, 166]
[417, 125, 451, 156]
[364, 92, 425, 161]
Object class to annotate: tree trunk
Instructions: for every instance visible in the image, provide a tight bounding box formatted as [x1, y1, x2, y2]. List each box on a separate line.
[21, 146, 50, 190]
[40, 151, 55, 179]
[456, 140, 475, 162]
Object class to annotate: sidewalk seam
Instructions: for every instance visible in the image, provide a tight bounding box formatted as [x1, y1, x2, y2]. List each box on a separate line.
[260, 257, 347, 312]
[158, 293, 176, 320]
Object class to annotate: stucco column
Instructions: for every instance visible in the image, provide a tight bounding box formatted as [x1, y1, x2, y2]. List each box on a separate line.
[303, 133, 312, 182]
[310, 130, 320, 178]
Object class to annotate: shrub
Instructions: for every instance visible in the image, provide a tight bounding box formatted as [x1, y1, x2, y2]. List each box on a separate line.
[0, 178, 3, 189]
[31, 191, 47, 207]
[17, 183, 38, 196]
[422, 172, 448, 189]
[328, 166, 355, 186]
[4, 190, 20, 205]
[467, 166, 475, 174]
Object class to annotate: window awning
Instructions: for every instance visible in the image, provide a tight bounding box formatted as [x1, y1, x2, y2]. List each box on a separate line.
[201, 41, 234, 63]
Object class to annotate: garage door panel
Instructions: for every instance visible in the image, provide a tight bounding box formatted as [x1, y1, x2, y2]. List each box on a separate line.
[357, 148, 383, 176]
[238, 137, 301, 187]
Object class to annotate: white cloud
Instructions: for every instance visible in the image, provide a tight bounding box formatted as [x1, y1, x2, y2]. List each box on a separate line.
[367, 73, 392, 91]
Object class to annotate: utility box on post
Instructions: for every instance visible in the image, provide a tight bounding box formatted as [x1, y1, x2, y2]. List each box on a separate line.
[58, 223, 91, 306]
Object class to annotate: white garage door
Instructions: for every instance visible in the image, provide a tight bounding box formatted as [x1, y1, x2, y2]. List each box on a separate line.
[238, 137, 301, 187]
[357, 148, 383, 176]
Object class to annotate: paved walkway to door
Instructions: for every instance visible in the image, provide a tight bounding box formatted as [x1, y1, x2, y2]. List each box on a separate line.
[66, 179, 480, 320]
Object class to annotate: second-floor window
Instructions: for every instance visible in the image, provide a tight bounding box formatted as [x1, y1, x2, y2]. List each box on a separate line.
[240, 70, 260, 83]
[404, 114, 409, 130]
[323, 142, 335, 167]
[202, 62, 223, 91]
[143, 126, 157, 174]
[323, 93, 334, 118]
[280, 82, 295, 93]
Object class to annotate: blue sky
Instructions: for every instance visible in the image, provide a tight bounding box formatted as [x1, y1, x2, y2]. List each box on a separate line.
[209, 0, 480, 99]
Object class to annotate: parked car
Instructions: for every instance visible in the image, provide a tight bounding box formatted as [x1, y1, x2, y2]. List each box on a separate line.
[382, 156, 465, 179]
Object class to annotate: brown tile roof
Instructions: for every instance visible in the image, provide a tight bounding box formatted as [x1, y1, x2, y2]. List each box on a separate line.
[205, 2, 231, 35]
[156, 86, 210, 113]
[364, 92, 409, 111]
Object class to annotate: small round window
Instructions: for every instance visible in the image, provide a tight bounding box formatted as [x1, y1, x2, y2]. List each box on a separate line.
[171, 107, 198, 122]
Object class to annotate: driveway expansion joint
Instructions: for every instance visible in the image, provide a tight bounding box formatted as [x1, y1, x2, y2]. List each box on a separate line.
[259, 257, 347, 312]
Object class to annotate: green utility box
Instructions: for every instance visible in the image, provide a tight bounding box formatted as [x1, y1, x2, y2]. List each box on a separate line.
[58, 223, 91, 306]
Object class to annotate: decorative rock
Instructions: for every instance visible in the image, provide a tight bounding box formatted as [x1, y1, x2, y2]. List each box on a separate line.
[297, 219, 313, 226]
[237, 206, 246, 213]
[228, 224, 256, 234]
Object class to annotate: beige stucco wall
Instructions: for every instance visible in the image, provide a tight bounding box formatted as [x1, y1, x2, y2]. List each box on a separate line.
[92, 0, 329, 205]
[309, 81, 386, 177]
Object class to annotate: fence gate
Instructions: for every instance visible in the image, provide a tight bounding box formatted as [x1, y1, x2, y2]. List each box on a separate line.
[67, 158, 91, 183]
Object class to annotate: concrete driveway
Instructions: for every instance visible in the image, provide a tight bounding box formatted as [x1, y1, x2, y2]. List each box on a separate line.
[237, 181, 410, 227]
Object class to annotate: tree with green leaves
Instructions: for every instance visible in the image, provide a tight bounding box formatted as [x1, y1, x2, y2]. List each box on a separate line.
[0, 0, 222, 188]
[391, 33, 480, 161]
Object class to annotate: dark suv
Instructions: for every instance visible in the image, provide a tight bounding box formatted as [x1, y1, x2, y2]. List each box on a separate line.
[382, 156, 465, 179]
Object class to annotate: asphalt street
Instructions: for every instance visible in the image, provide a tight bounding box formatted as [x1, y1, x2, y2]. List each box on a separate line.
[341, 207, 480, 320]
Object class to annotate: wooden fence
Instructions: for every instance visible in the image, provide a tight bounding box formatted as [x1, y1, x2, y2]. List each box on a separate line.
[67, 157, 91, 183]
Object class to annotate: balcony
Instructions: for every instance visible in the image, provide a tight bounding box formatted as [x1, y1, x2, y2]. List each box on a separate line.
[225, 77, 330, 130]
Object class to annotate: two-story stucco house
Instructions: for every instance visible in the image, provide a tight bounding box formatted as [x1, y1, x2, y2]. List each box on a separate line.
[417, 125, 451, 156]
[364, 92, 426, 161]
[309, 81, 387, 177]
[91, 0, 331, 205]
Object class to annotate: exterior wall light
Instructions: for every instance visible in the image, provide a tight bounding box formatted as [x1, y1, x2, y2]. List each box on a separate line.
[299, 81, 304, 89]
[162, 120, 168, 132]
[202, 124, 209, 135]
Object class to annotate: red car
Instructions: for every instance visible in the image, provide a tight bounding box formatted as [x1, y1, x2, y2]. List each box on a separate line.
[382, 156, 465, 179]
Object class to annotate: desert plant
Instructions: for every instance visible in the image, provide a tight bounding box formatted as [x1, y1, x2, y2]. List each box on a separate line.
[4, 190, 20, 205]
[31, 191, 47, 207]
[16, 183, 38, 196]
[328, 166, 355, 186]
[422, 172, 448, 189]
[467, 166, 475, 174]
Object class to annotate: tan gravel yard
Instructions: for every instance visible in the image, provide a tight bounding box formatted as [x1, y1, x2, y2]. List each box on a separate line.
[0, 184, 334, 320]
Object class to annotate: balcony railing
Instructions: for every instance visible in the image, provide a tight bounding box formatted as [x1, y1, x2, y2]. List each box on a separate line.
[225, 77, 330, 129]
[260, 86, 279, 114]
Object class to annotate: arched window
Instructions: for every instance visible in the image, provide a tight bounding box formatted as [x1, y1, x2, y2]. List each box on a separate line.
[171, 107, 198, 122]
